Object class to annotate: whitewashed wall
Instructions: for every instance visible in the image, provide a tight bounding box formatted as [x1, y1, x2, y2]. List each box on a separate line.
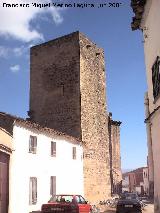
[141, 0, 160, 111]
[141, 0, 160, 211]
[8, 124, 84, 213]
[122, 176, 129, 192]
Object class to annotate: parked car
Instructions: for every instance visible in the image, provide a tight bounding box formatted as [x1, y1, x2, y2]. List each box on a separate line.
[116, 192, 142, 213]
[41, 194, 93, 213]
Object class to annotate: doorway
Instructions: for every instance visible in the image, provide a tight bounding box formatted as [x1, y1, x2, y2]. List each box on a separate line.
[0, 151, 9, 213]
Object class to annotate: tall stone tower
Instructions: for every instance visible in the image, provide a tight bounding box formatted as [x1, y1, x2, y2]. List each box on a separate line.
[29, 31, 111, 202]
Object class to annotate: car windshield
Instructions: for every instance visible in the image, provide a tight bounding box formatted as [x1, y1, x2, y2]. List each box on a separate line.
[49, 195, 74, 203]
[120, 193, 139, 200]
[48, 195, 87, 204]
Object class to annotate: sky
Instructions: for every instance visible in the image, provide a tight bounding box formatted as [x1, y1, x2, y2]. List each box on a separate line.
[0, 0, 148, 170]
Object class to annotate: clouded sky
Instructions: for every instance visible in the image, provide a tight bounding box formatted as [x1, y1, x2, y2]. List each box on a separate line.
[0, 0, 147, 170]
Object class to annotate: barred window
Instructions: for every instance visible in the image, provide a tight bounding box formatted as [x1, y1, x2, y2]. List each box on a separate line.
[29, 177, 37, 205]
[51, 142, 56, 157]
[72, 147, 76, 160]
[29, 135, 37, 154]
[50, 176, 56, 196]
[152, 56, 160, 100]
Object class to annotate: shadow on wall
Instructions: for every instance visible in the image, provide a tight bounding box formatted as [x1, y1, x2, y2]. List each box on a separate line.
[155, 195, 159, 212]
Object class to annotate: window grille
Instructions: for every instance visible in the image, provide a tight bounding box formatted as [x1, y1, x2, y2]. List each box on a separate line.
[29, 177, 37, 205]
[29, 135, 37, 154]
[152, 56, 160, 100]
[72, 147, 76, 160]
[51, 142, 56, 157]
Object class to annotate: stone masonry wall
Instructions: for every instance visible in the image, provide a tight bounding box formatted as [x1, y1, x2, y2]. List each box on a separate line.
[79, 33, 111, 202]
[29, 32, 81, 138]
[108, 115, 122, 194]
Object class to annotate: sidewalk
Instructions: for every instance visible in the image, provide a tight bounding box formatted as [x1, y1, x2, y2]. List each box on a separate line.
[102, 207, 116, 213]
[97, 205, 116, 213]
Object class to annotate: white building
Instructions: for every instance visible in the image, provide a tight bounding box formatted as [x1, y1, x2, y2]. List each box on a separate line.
[131, 0, 160, 210]
[122, 174, 129, 193]
[0, 112, 84, 213]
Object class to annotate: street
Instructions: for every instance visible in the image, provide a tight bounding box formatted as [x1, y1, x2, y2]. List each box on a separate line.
[102, 203, 154, 213]
[143, 203, 154, 213]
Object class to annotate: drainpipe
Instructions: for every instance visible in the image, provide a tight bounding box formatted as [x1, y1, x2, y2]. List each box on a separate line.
[144, 92, 154, 198]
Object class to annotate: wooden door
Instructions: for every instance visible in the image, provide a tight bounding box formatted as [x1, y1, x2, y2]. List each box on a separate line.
[0, 152, 9, 213]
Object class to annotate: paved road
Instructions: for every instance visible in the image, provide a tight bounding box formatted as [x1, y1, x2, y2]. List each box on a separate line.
[143, 203, 154, 213]
[103, 203, 154, 213]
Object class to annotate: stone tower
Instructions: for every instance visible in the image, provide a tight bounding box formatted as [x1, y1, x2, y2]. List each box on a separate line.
[108, 113, 122, 194]
[29, 31, 111, 202]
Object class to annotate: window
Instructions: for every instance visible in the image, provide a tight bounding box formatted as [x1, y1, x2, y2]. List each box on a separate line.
[152, 56, 160, 100]
[29, 177, 37, 205]
[29, 135, 37, 154]
[72, 147, 76, 160]
[75, 195, 87, 204]
[50, 176, 56, 196]
[49, 195, 73, 203]
[51, 142, 56, 157]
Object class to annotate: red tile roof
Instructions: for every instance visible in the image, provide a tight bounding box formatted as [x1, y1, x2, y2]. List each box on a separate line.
[0, 112, 83, 145]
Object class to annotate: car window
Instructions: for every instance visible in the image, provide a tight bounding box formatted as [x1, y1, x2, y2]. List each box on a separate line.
[120, 193, 138, 200]
[49, 195, 57, 202]
[61, 195, 73, 202]
[49, 195, 73, 203]
[79, 196, 87, 204]
[75, 195, 87, 204]
[75, 196, 81, 203]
